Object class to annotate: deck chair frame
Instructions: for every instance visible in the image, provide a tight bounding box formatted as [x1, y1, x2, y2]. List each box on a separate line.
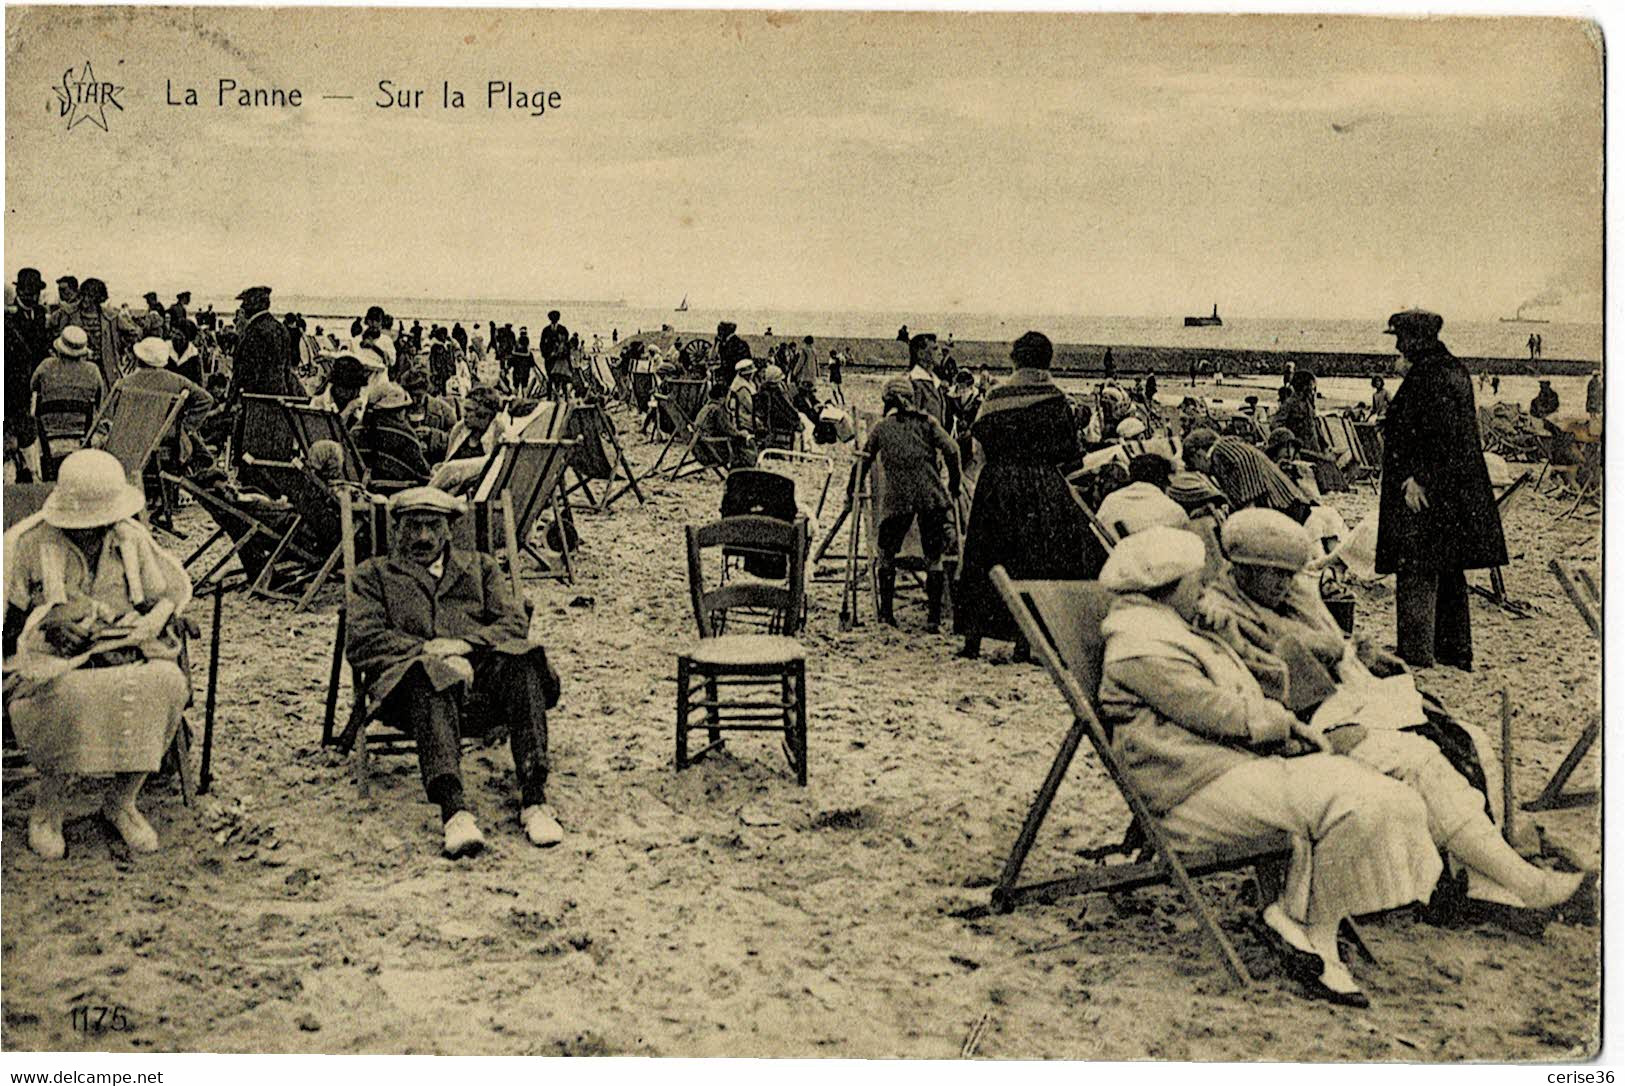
[1468, 472, 1535, 618]
[468, 436, 581, 585]
[647, 380, 723, 482]
[91, 386, 189, 523]
[322, 488, 518, 794]
[1522, 559, 1600, 812]
[562, 400, 646, 512]
[987, 567, 1291, 986]
[166, 473, 325, 598]
[285, 403, 371, 487]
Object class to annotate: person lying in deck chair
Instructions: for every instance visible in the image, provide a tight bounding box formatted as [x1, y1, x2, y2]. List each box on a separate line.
[346, 486, 564, 857]
[1098, 526, 1441, 1007]
[1195, 509, 1585, 917]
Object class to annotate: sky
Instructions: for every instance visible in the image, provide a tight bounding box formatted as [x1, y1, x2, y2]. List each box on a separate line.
[3, 8, 1604, 322]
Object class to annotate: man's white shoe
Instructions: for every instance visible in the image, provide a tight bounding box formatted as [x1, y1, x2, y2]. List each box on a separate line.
[104, 803, 160, 854]
[442, 810, 486, 858]
[28, 813, 65, 860]
[521, 805, 564, 848]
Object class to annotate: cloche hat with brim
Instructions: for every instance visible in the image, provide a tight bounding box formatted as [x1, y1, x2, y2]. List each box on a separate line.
[43, 449, 145, 529]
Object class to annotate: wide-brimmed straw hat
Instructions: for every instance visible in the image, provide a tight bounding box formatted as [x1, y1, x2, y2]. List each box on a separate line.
[133, 337, 173, 367]
[53, 325, 90, 358]
[43, 449, 145, 529]
[369, 382, 412, 411]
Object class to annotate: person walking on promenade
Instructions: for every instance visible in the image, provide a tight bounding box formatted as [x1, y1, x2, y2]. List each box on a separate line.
[1376, 309, 1505, 672]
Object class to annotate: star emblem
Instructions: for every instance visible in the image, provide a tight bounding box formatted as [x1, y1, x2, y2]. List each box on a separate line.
[55, 61, 124, 133]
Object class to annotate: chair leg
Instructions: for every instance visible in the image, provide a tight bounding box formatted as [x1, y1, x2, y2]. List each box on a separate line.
[352, 716, 371, 799]
[705, 674, 722, 751]
[793, 661, 808, 787]
[173, 720, 196, 807]
[675, 656, 691, 772]
[322, 609, 347, 748]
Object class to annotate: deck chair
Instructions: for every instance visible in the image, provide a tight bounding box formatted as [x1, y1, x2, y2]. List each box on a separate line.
[469, 436, 580, 584]
[677, 515, 810, 784]
[286, 404, 371, 487]
[1522, 560, 1600, 813]
[88, 386, 190, 530]
[647, 379, 718, 481]
[1466, 472, 1534, 617]
[987, 568, 1292, 986]
[235, 393, 310, 498]
[168, 474, 325, 597]
[321, 488, 526, 795]
[563, 400, 645, 511]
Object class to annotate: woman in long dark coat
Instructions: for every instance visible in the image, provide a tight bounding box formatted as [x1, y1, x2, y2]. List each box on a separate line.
[1376, 309, 1507, 671]
[956, 332, 1105, 659]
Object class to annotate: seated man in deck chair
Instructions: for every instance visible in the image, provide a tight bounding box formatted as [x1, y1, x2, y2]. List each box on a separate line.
[345, 486, 564, 857]
[692, 377, 757, 469]
[1195, 509, 1585, 916]
[1098, 526, 1442, 1006]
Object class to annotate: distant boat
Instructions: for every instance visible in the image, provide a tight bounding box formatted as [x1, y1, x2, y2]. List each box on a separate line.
[1499, 305, 1550, 323]
[675, 294, 689, 312]
[1184, 303, 1222, 327]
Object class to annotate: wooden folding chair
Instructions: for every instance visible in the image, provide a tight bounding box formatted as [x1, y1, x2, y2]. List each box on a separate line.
[987, 568, 1291, 986]
[166, 474, 325, 597]
[285, 403, 372, 488]
[469, 437, 581, 584]
[647, 379, 720, 481]
[34, 393, 100, 481]
[563, 400, 646, 511]
[1467, 472, 1535, 618]
[1521, 560, 1600, 812]
[235, 393, 310, 498]
[322, 488, 520, 795]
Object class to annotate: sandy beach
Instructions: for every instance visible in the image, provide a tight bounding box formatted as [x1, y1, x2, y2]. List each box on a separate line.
[0, 373, 1599, 1058]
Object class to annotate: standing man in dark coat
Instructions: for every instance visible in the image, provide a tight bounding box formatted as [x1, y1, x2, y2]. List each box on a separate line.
[227, 285, 302, 404]
[6, 268, 51, 473]
[539, 310, 570, 398]
[1376, 309, 1506, 672]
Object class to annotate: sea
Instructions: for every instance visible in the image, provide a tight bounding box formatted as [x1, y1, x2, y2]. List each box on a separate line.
[220, 295, 1602, 365]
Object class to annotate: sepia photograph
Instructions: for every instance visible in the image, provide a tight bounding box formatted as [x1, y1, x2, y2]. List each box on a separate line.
[0, 3, 1606, 1066]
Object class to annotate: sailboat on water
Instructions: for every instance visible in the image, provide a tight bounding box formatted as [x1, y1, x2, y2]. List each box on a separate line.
[675, 294, 689, 312]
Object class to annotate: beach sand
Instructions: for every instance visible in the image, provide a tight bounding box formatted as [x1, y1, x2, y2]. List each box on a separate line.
[0, 374, 1600, 1058]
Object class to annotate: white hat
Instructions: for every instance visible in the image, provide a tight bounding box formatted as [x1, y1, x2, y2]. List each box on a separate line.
[1221, 508, 1313, 572]
[133, 336, 174, 368]
[734, 359, 757, 375]
[53, 325, 90, 358]
[42, 449, 145, 529]
[1099, 526, 1205, 593]
[1116, 416, 1147, 440]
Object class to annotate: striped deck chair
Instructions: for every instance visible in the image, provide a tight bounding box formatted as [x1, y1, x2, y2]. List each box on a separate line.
[647, 379, 717, 481]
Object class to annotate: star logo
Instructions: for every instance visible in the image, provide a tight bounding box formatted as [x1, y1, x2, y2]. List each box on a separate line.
[55, 61, 124, 132]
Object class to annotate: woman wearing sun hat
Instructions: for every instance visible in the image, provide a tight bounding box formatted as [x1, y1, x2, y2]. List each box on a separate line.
[1097, 525, 1440, 1006]
[4, 448, 193, 860]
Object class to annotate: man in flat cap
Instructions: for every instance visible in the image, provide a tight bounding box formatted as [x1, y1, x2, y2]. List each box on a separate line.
[168, 291, 191, 329]
[227, 285, 302, 406]
[1376, 309, 1505, 672]
[344, 486, 563, 857]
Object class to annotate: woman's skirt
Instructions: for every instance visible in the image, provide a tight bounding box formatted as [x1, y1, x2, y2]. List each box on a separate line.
[955, 463, 1104, 642]
[8, 661, 188, 776]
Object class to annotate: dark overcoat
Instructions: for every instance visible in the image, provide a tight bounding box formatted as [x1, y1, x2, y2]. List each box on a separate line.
[230, 311, 302, 400]
[1376, 344, 1507, 573]
[346, 546, 548, 709]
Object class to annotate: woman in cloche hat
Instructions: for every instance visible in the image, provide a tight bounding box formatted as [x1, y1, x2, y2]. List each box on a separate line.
[4, 449, 194, 860]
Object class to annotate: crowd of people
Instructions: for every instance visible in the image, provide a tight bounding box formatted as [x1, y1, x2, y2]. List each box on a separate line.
[0, 274, 1596, 1006]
